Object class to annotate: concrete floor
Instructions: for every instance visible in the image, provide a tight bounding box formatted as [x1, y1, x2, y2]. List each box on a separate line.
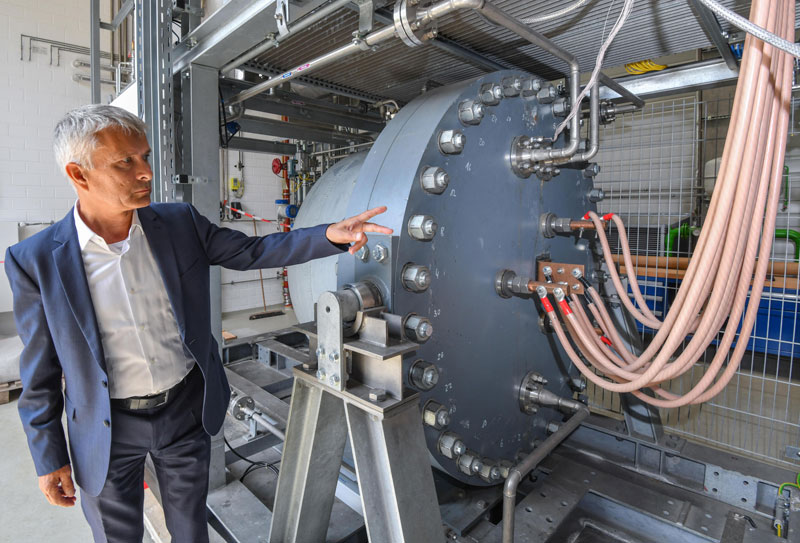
[0, 305, 293, 542]
[0, 397, 95, 542]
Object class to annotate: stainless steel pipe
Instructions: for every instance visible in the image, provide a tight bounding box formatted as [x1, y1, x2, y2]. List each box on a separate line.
[502, 401, 589, 543]
[229, 24, 396, 105]
[476, 2, 581, 162]
[221, 0, 357, 74]
[228, 0, 586, 160]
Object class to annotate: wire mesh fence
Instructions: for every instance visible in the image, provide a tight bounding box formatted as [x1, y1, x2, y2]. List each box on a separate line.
[588, 88, 800, 470]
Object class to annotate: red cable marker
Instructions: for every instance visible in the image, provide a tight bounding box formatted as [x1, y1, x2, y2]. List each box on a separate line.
[600, 336, 613, 346]
[540, 296, 555, 313]
[603, 213, 614, 221]
[558, 299, 573, 315]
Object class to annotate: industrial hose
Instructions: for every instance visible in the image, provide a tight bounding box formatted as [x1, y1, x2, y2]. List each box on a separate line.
[541, 0, 793, 408]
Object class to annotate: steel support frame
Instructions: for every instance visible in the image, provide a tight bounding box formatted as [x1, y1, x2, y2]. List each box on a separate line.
[90, 0, 101, 103]
[172, 0, 334, 72]
[688, 0, 739, 72]
[135, 0, 176, 204]
[598, 59, 739, 102]
[270, 372, 444, 543]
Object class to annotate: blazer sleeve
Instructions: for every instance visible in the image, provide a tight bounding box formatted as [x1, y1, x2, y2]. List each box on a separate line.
[5, 247, 71, 476]
[186, 204, 348, 270]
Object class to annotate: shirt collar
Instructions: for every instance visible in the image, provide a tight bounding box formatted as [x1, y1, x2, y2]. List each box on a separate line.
[73, 201, 142, 251]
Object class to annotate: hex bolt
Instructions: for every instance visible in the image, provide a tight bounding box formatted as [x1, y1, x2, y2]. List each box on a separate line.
[479, 82, 503, 106]
[438, 432, 466, 459]
[557, 267, 565, 274]
[537, 85, 557, 104]
[584, 164, 601, 178]
[410, 360, 439, 391]
[315, 347, 324, 358]
[490, 466, 502, 480]
[420, 166, 450, 194]
[438, 129, 465, 154]
[405, 315, 433, 342]
[458, 99, 485, 125]
[536, 285, 548, 298]
[587, 188, 605, 202]
[457, 450, 482, 476]
[423, 401, 450, 429]
[542, 265, 553, 276]
[371, 243, 388, 263]
[355, 246, 369, 262]
[316, 369, 326, 381]
[402, 264, 432, 292]
[552, 97, 569, 117]
[328, 351, 340, 363]
[520, 76, 542, 97]
[368, 388, 387, 402]
[502, 76, 522, 97]
[571, 268, 583, 279]
[408, 214, 438, 241]
[546, 422, 560, 434]
[329, 374, 340, 386]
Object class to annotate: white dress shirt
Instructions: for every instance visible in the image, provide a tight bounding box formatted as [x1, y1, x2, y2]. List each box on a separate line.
[74, 205, 195, 399]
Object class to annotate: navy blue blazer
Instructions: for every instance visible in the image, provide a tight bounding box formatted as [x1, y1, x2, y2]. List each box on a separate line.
[5, 202, 345, 496]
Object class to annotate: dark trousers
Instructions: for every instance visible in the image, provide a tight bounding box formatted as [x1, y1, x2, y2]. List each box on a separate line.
[81, 367, 210, 543]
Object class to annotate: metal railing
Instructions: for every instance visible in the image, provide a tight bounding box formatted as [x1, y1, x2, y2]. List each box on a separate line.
[590, 92, 800, 470]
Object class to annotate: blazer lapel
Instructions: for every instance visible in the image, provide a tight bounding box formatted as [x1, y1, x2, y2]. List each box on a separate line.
[138, 206, 186, 336]
[52, 212, 107, 371]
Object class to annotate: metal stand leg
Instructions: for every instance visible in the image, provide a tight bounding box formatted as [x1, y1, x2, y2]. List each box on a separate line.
[270, 373, 444, 543]
[269, 379, 349, 542]
[345, 400, 442, 542]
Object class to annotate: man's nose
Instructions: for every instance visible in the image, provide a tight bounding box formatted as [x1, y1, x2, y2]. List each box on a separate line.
[137, 158, 153, 181]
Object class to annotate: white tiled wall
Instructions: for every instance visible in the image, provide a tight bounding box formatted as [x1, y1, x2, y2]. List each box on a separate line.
[1, 0, 294, 314]
[0, 0, 113, 223]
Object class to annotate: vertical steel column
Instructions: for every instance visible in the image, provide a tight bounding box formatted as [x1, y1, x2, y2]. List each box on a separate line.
[135, 0, 175, 204]
[90, 0, 101, 103]
[345, 400, 444, 542]
[183, 63, 225, 489]
[269, 379, 350, 542]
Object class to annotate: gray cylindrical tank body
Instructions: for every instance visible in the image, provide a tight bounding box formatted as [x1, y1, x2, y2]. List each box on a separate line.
[289, 71, 597, 485]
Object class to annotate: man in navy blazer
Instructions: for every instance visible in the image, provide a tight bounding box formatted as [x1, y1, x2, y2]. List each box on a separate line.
[5, 104, 391, 542]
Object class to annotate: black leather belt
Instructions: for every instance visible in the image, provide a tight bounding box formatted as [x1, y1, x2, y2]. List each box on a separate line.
[110, 366, 194, 411]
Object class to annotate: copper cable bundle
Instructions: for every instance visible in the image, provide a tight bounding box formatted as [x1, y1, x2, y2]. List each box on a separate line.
[540, 0, 795, 408]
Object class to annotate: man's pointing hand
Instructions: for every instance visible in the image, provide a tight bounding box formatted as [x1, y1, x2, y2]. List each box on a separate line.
[326, 206, 394, 254]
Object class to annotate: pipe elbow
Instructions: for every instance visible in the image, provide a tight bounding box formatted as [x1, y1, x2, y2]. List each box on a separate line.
[504, 470, 522, 498]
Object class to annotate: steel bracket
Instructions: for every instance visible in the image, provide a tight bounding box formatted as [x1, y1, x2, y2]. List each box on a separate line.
[355, 0, 375, 35]
[171, 174, 208, 184]
[275, 0, 291, 36]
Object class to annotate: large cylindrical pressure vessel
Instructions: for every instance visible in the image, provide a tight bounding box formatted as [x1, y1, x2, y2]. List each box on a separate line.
[290, 70, 599, 485]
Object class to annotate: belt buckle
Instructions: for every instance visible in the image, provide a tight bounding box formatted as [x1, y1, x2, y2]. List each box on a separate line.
[153, 391, 169, 408]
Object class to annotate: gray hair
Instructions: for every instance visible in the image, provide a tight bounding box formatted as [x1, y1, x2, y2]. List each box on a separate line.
[53, 104, 147, 173]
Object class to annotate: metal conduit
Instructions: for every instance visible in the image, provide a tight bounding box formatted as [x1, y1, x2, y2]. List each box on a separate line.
[221, 0, 357, 74]
[228, 0, 587, 166]
[502, 399, 590, 543]
[474, 2, 580, 161]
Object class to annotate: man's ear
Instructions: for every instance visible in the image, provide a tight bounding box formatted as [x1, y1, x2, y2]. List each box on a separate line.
[65, 163, 88, 191]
